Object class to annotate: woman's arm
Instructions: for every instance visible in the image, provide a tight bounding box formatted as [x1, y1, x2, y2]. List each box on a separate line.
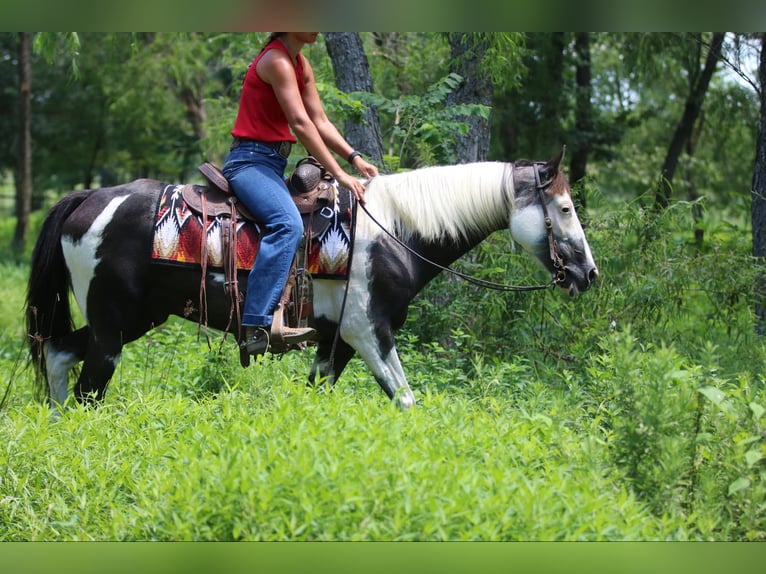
[257, 50, 371, 202]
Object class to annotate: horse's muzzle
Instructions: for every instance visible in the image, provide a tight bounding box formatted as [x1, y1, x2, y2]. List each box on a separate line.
[558, 265, 599, 296]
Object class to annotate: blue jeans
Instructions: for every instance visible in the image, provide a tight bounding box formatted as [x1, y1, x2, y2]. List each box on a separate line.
[222, 141, 303, 327]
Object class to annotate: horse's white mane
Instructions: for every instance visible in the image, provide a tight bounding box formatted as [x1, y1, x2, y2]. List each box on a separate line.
[361, 162, 513, 243]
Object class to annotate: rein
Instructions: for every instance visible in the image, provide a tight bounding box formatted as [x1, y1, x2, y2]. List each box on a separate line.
[356, 162, 565, 292]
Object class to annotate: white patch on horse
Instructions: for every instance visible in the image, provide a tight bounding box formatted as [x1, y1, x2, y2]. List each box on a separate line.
[312, 280, 345, 322]
[44, 345, 77, 407]
[322, 239, 416, 409]
[106, 353, 121, 370]
[61, 196, 129, 320]
[509, 205, 547, 254]
[209, 272, 226, 286]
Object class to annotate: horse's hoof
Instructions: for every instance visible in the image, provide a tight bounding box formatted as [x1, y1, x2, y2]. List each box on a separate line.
[394, 391, 416, 411]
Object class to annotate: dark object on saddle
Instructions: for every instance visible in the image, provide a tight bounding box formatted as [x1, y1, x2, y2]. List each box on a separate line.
[288, 157, 336, 215]
[290, 157, 324, 193]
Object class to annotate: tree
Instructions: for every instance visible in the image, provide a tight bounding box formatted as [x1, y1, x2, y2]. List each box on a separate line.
[13, 32, 31, 256]
[446, 33, 493, 163]
[655, 33, 725, 209]
[753, 33, 766, 333]
[324, 32, 385, 167]
[491, 33, 566, 161]
[570, 32, 593, 207]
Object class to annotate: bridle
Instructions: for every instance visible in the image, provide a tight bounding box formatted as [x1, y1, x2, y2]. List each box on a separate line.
[529, 162, 567, 285]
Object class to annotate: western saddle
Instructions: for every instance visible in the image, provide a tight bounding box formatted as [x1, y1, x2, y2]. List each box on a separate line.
[184, 158, 337, 363]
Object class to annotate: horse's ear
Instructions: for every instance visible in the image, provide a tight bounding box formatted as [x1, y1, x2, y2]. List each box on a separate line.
[547, 145, 566, 171]
[540, 145, 566, 181]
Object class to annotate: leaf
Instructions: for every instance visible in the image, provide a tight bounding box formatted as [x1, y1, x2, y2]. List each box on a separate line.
[745, 449, 763, 468]
[532, 413, 553, 426]
[728, 477, 750, 496]
[699, 386, 736, 416]
[698, 386, 725, 405]
[749, 402, 765, 421]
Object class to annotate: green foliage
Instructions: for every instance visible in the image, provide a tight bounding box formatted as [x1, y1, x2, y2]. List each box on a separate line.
[594, 332, 701, 513]
[587, 332, 766, 540]
[0, 351, 677, 541]
[359, 72, 490, 169]
[453, 32, 527, 90]
[400, 186, 766, 539]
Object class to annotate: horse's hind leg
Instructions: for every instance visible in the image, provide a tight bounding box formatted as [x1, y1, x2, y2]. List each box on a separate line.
[44, 326, 89, 408]
[73, 330, 123, 405]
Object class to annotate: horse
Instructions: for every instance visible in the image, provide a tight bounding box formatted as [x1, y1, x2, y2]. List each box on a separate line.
[25, 148, 598, 411]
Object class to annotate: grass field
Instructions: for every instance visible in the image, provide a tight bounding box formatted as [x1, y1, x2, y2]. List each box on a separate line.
[0, 328, 683, 541]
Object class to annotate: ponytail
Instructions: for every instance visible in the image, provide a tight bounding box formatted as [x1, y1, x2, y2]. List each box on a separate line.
[264, 32, 284, 47]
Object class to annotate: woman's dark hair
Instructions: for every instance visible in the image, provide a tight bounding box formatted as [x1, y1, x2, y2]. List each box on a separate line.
[256, 33, 285, 55]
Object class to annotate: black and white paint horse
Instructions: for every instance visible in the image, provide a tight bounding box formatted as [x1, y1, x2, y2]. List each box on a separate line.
[26, 150, 597, 410]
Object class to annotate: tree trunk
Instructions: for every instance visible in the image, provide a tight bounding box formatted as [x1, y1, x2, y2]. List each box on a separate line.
[446, 33, 493, 163]
[13, 32, 32, 256]
[752, 33, 766, 334]
[656, 33, 724, 209]
[544, 33, 567, 153]
[324, 33, 385, 167]
[685, 110, 705, 248]
[570, 32, 592, 209]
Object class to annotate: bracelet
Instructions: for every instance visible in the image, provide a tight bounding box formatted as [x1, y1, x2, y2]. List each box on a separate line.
[347, 150, 362, 164]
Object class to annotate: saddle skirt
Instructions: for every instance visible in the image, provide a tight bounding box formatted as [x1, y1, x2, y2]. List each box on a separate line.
[150, 161, 354, 280]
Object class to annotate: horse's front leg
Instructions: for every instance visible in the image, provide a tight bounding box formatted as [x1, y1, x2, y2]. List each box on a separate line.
[312, 273, 416, 409]
[369, 346, 417, 411]
[340, 318, 416, 410]
[309, 324, 415, 409]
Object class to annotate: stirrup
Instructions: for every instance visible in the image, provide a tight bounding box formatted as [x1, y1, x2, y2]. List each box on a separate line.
[241, 326, 269, 358]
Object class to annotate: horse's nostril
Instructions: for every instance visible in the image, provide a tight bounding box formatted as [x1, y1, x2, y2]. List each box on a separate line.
[588, 267, 599, 284]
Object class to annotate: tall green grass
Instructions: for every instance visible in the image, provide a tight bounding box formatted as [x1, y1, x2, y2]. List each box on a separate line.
[1, 345, 679, 541]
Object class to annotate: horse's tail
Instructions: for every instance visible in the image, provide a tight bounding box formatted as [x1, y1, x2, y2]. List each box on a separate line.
[25, 190, 90, 402]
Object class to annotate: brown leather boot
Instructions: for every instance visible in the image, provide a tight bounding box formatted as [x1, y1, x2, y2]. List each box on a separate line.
[278, 325, 316, 343]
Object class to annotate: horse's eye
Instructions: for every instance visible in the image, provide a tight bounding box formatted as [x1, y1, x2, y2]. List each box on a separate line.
[562, 205, 571, 214]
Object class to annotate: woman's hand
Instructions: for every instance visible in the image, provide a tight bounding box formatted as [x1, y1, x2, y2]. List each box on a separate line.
[352, 156, 379, 179]
[336, 171, 368, 205]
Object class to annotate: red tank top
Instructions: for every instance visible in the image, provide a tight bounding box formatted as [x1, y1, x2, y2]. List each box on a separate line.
[231, 39, 305, 143]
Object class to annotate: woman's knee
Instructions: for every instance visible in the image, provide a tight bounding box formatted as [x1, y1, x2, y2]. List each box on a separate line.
[286, 212, 304, 243]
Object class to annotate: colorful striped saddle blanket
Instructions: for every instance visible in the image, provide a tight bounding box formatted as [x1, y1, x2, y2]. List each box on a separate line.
[150, 183, 354, 280]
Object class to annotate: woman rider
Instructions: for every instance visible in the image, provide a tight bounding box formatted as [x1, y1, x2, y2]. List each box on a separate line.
[223, 32, 379, 359]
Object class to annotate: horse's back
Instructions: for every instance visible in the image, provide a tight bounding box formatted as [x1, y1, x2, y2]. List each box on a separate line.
[60, 179, 161, 235]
